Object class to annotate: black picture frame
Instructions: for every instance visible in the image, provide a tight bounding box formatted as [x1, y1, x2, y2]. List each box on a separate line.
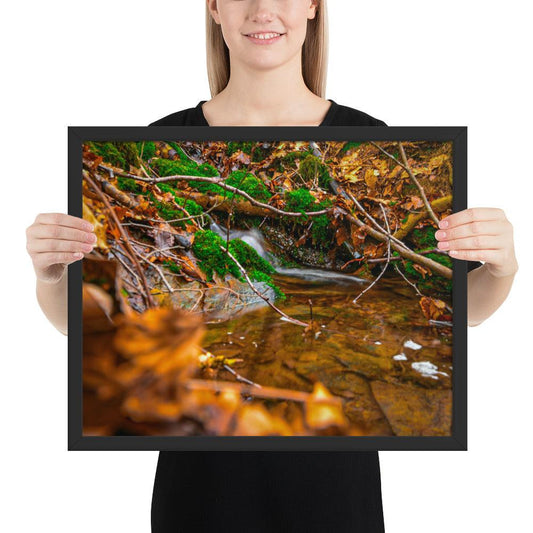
[68, 126, 468, 451]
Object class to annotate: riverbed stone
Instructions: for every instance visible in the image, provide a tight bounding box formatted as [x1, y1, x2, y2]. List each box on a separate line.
[369, 380, 452, 436]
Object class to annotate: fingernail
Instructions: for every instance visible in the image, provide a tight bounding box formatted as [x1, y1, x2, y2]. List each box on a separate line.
[439, 220, 448, 229]
[85, 223, 94, 231]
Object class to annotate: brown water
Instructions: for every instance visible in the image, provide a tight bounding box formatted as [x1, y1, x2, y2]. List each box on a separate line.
[201, 269, 454, 436]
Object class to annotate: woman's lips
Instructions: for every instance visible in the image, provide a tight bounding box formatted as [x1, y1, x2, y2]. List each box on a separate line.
[245, 33, 285, 45]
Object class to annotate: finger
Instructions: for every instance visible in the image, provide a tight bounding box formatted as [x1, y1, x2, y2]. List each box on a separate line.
[447, 248, 496, 263]
[28, 223, 96, 244]
[438, 234, 507, 252]
[439, 208, 506, 229]
[27, 238, 95, 254]
[434, 219, 506, 242]
[32, 251, 87, 269]
[34, 213, 94, 232]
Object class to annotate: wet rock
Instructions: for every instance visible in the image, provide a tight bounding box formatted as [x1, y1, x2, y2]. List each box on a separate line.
[328, 372, 394, 435]
[369, 380, 452, 436]
[154, 270, 276, 320]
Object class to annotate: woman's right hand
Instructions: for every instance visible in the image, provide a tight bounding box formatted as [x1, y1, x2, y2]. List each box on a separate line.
[26, 213, 97, 284]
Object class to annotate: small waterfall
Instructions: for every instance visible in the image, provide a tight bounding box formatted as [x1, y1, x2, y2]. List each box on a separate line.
[210, 221, 275, 263]
[209, 221, 365, 284]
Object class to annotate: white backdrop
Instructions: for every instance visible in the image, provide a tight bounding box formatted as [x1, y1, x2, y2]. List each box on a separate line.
[2, 1, 531, 531]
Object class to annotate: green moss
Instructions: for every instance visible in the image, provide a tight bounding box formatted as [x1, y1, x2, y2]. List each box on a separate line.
[225, 170, 272, 202]
[281, 150, 313, 167]
[150, 157, 222, 194]
[298, 154, 332, 189]
[191, 230, 282, 298]
[340, 141, 362, 153]
[192, 230, 235, 280]
[148, 194, 184, 226]
[403, 252, 453, 293]
[158, 183, 204, 216]
[87, 141, 127, 169]
[136, 141, 156, 160]
[165, 141, 189, 160]
[411, 226, 438, 249]
[226, 142, 269, 163]
[284, 189, 316, 216]
[229, 238, 275, 275]
[283, 190, 333, 247]
[116, 142, 141, 168]
[198, 162, 218, 176]
[146, 190, 203, 229]
[426, 252, 453, 269]
[162, 260, 181, 274]
[227, 141, 254, 156]
[310, 198, 333, 245]
[174, 196, 203, 216]
[151, 157, 200, 179]
[249, 269, 286, 300]
[117, 176, 144, 194]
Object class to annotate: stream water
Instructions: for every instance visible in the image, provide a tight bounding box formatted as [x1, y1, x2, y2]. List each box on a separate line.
[203, 222, 454, 436]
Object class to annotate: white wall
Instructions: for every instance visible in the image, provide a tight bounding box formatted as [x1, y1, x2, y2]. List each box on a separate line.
[2, 1, 531, 531]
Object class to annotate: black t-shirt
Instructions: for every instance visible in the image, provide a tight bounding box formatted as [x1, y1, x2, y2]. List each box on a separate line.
[148, 99, 483, 533]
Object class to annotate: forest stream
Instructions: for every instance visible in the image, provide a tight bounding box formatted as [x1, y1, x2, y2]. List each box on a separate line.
[82, 139, 456, 438]
[198, 222, 453, 437]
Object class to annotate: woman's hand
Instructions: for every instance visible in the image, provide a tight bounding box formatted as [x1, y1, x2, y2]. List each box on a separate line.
[26, 213, 96, 284]
[434, 207, 518, 278]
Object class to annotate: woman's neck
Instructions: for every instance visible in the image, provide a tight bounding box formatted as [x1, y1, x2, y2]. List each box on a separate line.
[202, 58, 329, 126]
[202, 89, 329, 127]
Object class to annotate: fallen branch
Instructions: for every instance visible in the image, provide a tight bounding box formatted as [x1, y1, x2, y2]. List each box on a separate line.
[83, 171, 156, 309]
[96, 163, 330, 218]
[369, 141, 440, 226]
[330, 179, 453, 279]
[184, 378, 342, 406]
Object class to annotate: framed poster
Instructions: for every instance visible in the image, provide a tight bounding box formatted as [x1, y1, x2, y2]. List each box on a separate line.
[68, 126, 468, 451]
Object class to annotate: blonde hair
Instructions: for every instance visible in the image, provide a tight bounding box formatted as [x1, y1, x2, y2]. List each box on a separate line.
[205, 1, 329, 98]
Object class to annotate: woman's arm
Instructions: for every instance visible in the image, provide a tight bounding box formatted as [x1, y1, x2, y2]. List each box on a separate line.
[27, 213, 96, 336]
[36, 271, 68, 336]
[467, 263, 518, 327]
[435, 207, 518, 327]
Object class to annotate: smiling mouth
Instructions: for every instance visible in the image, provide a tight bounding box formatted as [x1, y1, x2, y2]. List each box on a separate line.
[244, 32, 286, 44]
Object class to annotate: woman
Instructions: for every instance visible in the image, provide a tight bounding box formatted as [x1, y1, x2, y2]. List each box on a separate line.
[26, 1, 518, 531]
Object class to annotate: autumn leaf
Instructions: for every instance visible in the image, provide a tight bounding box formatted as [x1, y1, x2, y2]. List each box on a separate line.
[82, 201, 109, 251]
[364, 167, 377, 189]
[419, 296, 451, 321]
[304, 382, 348, 434]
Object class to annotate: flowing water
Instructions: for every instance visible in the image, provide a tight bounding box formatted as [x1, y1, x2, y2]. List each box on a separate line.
[202, 222, 454, 436]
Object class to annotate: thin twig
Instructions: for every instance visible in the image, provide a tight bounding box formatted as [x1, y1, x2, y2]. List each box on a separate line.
[368, 141, 440, 226]
[96, 163, 330, 218]
[218, 244, 309, 327]
[84, 171, 155, 308]
[345, 190, 410, 252]
[352, 204, 393, 305]
[397, 142, 440, 226]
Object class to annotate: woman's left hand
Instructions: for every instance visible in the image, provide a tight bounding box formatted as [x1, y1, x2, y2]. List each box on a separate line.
[434, 207, 518, 278]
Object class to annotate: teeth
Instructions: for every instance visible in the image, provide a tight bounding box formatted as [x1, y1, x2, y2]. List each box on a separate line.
[248, 33, 281, 40]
